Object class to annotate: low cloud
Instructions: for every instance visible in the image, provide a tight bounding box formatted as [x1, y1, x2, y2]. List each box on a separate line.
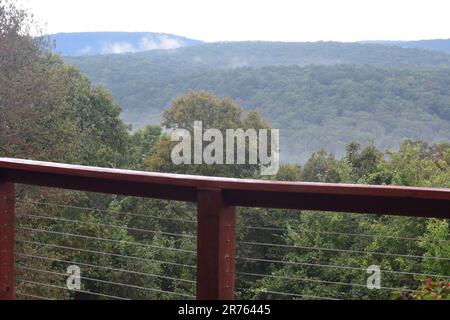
[77, 46, 93, 55]
[100, 35, 184, 55]
[102, 42, 136, 54]
[139, 35, 183, 51]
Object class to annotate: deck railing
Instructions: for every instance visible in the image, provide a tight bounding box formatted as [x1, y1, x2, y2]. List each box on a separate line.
[1, 157, 449, 300]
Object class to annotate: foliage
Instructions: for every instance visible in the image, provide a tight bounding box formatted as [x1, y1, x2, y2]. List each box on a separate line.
[413, 279, 450, 300]
[66, 53, 450, 162]
[145, 91, 271, 178]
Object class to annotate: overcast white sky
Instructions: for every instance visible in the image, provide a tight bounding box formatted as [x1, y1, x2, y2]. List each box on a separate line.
[17, 0, 450, 42]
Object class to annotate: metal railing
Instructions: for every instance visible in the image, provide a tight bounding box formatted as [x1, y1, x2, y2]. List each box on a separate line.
[1, 157, 449, 300]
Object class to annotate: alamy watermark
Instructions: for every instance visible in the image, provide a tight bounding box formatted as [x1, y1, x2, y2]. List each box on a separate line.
[66, 265, 81, 290]
[367, 265, 381, 290]
[170, 121, 280, 175]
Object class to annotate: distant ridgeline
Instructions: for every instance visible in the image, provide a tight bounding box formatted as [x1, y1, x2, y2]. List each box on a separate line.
[360, 39, 450, 55]
[64, 40, 450, 163]
[49, 32, 204, 56]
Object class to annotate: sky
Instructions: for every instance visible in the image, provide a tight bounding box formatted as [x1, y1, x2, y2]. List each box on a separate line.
[17, 0, 450, 42]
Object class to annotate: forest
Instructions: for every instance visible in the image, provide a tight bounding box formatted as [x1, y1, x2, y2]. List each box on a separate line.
[66, 42, 450, 162]
[1, 0, 449, 300]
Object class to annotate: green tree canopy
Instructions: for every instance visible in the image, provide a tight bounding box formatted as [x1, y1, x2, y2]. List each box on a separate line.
[145, 91, 271, 178]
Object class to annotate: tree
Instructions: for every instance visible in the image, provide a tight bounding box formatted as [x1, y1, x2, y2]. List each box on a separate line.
[300, 149, 341, 182]
[127, 125, 162, 169]
[145, 91, 271, 178]
[344, 141, 383, 183]
[275, 164, 302, 181]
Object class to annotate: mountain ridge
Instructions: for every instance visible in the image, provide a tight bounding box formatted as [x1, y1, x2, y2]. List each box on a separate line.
[360, 39, 450, 55]
[49, 31, 204, 56]
[64, 41, 450, 163]
[53, 32, 450, 57]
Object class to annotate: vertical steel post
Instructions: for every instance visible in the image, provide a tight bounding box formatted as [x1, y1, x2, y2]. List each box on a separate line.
[0, 180, 15, 300]
[196, 188, 236, 300]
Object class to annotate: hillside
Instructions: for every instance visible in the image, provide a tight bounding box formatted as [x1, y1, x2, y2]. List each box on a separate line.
[66, 41, 450, 69]
[65, 42, 450, 163]
[363, 39, 450, 55]
[49, 32, 203, 56]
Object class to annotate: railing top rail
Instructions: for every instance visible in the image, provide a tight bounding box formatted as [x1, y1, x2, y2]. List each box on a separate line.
[1, 157, 448, 197]
[1, 158, 449, 218]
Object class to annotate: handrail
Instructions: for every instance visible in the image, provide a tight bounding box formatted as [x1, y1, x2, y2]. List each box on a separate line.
[1, 157, 450, 301]
[0, 157, 449, 217]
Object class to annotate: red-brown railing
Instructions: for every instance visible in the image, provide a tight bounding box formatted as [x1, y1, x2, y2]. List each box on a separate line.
[1, 157, 450, 300]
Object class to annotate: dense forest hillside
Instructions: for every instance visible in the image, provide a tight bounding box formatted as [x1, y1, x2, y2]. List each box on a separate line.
[66, 41, 450, 70]
[364, 39, 450, 55]
[51, 32, 450, 57]
[66, 43, 450, 162]
[49, 32, 203, 56]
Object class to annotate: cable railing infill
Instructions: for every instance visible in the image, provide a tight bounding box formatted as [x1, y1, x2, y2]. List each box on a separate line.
[16, 240, 197, 269]
[244, 225, 449, 243]
[17, 213, 196, 239]
[235, 256, 450, 279]
[16, 200, 197, 224]
[16, 266, 195, 299]
[16, 279, 130, 300]
[236, 240, 449, 261]
[236, 271, 415, 292]
[236, 287, 340, 300]
[16, 253, 195, 285]
[16, 227, 196, 254]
